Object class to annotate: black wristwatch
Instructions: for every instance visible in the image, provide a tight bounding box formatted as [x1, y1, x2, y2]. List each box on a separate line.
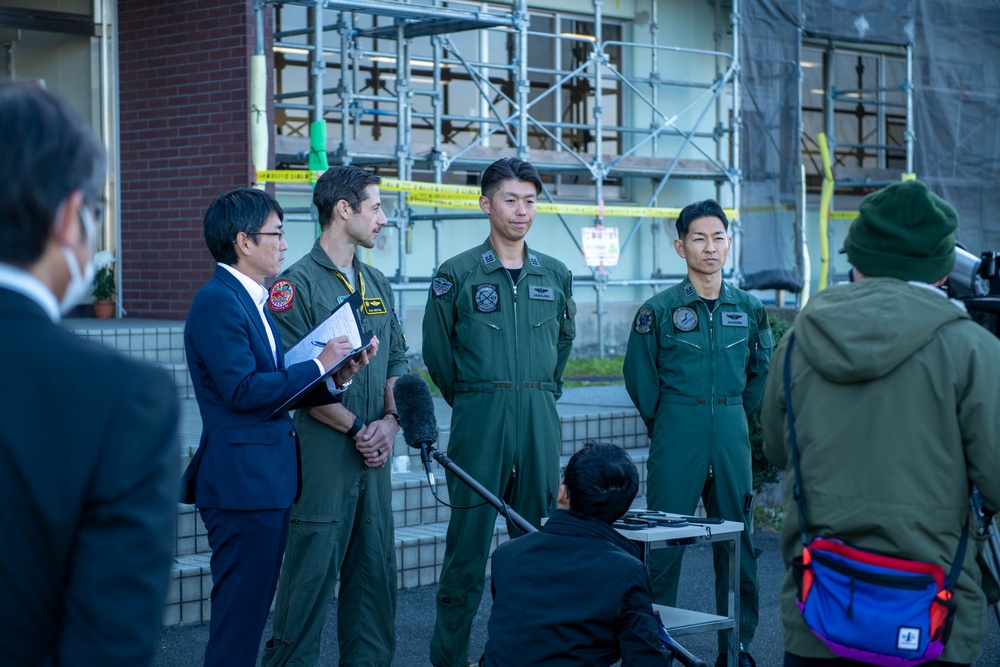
[345, 416, 364, 438]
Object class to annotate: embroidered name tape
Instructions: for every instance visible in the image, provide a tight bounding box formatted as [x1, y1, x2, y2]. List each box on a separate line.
[721, 312, 749, 327]
[529, 286, 554, 301]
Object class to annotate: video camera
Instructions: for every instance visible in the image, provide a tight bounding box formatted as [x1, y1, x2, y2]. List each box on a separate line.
[946, 248, 1000, 335]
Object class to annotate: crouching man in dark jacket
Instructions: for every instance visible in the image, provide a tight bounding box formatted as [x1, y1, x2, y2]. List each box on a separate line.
[483, 442, 671, 666]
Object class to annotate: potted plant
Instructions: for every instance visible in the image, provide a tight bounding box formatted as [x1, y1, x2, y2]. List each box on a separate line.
[92, 250, 116, 318]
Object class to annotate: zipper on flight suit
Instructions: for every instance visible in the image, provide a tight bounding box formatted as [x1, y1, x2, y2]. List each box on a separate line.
[708, 305, 716, 482]
[503, 268, 522, 485]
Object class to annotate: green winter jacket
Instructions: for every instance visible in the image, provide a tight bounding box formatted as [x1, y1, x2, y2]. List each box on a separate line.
[762, 278, 1000, 663]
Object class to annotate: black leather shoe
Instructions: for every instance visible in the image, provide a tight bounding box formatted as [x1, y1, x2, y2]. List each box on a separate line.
[714, 652, 756, 667]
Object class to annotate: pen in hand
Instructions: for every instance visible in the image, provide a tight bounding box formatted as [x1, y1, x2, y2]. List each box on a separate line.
[312, 341, 327, 347]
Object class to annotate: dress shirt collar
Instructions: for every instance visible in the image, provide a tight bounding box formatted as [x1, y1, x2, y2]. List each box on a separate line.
[0, 262, 61, 322]
[218, 262, 269, 307]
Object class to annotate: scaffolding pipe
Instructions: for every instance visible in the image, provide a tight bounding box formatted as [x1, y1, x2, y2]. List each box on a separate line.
[252, 2, 268, 191]
[714, 0, 723, 202]
[730, 0, 742, 283]
[396, 20, 411, 294]
[431, 27, 446, 273]
[905, 43, 914, 175]
[592, 0, 607, 357]
[321, 0, 514, 27]
[515, 0, 529, 159]
[650, 0, 659, 158]
[312, 0, 324, 124]
[338, 10, 353, 161]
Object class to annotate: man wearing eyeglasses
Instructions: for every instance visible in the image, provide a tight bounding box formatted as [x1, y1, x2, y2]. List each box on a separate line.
[263, 166, 409, 667]
[0, 84, 180, 666]
[183, 188, 372, 667]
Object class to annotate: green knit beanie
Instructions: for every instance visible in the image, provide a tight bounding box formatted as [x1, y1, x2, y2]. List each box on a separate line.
[844, 180, 957, 283]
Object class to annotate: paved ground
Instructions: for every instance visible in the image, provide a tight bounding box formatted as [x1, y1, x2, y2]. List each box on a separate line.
[152, 528, 999, 666]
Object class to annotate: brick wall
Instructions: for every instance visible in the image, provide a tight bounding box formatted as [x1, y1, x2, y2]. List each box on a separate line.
[118, 0, 272, 320]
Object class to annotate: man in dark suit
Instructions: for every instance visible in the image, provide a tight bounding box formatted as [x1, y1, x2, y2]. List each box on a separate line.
[0, 84, 180, 666]
[184, 187, 373, 667]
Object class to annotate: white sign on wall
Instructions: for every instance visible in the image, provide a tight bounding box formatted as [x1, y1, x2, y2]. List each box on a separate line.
[582, 226, 620, 267]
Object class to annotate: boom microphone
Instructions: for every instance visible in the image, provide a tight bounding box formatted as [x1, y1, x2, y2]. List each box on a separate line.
[392, 373, 439, 449]
[393, 373, 440, 489]
[393, 373, 537, 536]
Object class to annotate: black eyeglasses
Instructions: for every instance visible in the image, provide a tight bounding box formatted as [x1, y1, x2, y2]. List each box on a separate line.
[248, 230, 286, 240]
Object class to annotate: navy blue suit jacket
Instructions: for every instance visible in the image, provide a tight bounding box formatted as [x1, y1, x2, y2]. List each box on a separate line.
[184, 266, 334, 510]
[0, 287, 179, 667]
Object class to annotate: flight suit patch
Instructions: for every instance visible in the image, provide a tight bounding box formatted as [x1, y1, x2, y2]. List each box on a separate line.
[634, 306, 654, 334]
[672, 306, 699, 332]
[432, 276, 453, 297]
[721, 312, 749, 327]
[363, 297, 387, 315]
[474, 284, 500, 313]
[268, 280, 294, 312]
[528, 286, 554, 301]
[683, 284, 696, 298]
[528, 253, 541, 267]
[482, 250, 497, 265]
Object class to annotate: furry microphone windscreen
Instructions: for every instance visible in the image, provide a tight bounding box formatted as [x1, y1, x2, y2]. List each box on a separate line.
[392, 373, 439, 449]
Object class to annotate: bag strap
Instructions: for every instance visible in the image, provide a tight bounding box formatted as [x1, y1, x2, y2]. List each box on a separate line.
[782, 331, 969, 590]
[783, 332, 810, 547]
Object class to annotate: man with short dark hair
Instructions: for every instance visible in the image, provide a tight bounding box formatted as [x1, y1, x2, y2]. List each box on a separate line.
[762, 179, 1000, 666]
[624, 198, 773, 667]
[484, 442, 671, 666]
[424, 156, 577, 667]
[263, 165, 409, 667]
[0, 83, 179, 666]
[184, 187, 365, 667]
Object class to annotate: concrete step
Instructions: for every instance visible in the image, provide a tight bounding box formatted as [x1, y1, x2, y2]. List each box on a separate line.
[166, 443, 655, 626]
[165, 516, 512, 627]
[174, 433, 651, 551]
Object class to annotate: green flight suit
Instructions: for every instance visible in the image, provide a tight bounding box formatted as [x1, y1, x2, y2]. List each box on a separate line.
[623, 278, 772, 653]
[423, 239, 576, 667]
[262, 241, 409, 667]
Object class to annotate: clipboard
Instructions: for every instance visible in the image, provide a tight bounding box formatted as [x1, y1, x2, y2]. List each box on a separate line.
[268, 290, 374, 419]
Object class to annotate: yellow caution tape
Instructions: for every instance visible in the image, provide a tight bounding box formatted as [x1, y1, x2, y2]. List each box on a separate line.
[256, 170, 737, 219]
[256, 170, 323, 183]
[381, 178, 481, 196]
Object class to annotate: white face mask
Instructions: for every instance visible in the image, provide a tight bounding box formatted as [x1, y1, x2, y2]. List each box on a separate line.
[59, 205, 97, 315]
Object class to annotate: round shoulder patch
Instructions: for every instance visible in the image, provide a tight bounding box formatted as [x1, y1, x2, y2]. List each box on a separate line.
[634, 306, 654, 334]
[268, 279, 295, 312]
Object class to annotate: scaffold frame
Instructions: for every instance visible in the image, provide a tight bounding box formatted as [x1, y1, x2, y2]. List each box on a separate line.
[259, 0, 744, 355]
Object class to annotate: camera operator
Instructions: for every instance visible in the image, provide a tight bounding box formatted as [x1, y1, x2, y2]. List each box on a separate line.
[762, 179, 1000, 666]
[482, 442, 671, 666]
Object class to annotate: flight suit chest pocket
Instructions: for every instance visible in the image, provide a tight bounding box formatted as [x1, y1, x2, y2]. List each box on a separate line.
[455, 311, 503, 347]
[718, 309, 751, 349]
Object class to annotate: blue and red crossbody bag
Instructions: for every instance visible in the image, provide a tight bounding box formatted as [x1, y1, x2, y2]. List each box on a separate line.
[783, 333, 967, 666]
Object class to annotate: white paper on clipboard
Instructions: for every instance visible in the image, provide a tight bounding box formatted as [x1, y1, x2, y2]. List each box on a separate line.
[284, 290, 367, 367]
[267, 290, 374, 420]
